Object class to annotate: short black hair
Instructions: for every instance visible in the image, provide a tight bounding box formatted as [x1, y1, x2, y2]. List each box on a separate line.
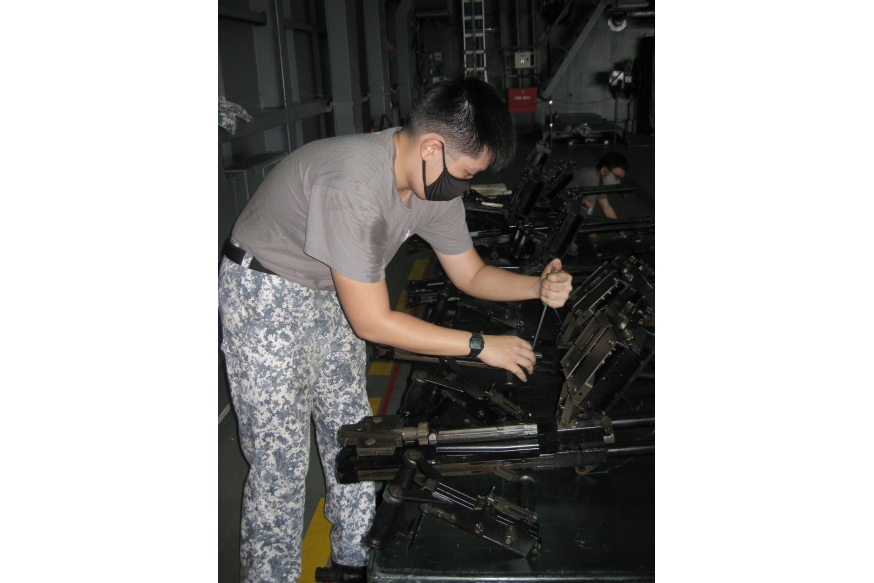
[596, 152, 628, 173]
[404, 76, 517, 171]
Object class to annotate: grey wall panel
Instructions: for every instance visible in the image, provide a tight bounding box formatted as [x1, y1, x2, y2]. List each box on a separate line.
[219, 50, 226, 95]
[386, 0, 398, 89]
[293, 30, 318, 100]
[289, 0, 310, 21]
[319, 33, 333, 99]
[362, 101, 372, 131]
[251, 0, 283, 109]
[313, 0, 328, 29]
[218, 19, 261, 111]
[229, 133, 268, 167]
[232, 173, 250, 213]
[326, 0, 363, 135]
[221, 142, 233, 169]
[355, 0, 369, 91]
[301, 115, 322, 144]
[363, 0, 393, 125]
[395, 0, 413, 118]
[263, 126, 288, 152]
[219, 174, 240, 258]
[323, 110, 335, 139]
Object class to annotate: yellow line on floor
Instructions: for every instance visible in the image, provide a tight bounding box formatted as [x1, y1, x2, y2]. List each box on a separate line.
[408, 258, 429, 281]
[368, 359, 393, 375]
[369, 398, 381, 415]
[300, 498, 331, 583]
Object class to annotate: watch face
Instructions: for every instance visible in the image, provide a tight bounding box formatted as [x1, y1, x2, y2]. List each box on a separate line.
[471, 336, 484, 350]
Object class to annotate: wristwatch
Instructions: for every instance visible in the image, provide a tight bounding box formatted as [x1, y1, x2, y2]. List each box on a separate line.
[468, 333, 485, 358]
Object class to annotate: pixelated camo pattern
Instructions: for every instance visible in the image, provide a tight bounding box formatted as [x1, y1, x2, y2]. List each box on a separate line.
[219, 253, 375, 583]
[219, 96, 253, 135]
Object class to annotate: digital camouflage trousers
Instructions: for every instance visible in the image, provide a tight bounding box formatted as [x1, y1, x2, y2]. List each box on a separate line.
[219, 248, 375, 583]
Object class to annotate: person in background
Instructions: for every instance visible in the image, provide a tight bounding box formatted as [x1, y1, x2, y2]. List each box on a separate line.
[567, 151, 628, 249]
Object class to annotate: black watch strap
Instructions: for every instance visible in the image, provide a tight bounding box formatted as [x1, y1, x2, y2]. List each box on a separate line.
[468, 333, 485, 358]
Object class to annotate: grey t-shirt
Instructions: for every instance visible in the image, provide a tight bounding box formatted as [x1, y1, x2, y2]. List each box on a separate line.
[232, 128, 472, 290]
[566, 166, 606, 207]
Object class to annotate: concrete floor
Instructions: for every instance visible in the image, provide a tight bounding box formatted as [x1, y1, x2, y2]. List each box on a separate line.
[217, 131, 655, 582]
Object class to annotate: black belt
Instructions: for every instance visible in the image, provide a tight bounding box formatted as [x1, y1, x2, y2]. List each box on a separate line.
[223, 241, 278, 276]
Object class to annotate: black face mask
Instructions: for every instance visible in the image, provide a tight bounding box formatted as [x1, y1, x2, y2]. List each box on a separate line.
[422, 144, 472, 201]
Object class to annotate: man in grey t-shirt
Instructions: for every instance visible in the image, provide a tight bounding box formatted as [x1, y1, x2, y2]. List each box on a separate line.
[566, 151, 628, 248]
[566, 151, 627, 218]
[219, 77, 573, 583]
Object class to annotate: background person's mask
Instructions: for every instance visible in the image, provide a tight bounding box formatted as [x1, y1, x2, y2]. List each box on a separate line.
[602, 172, 620, 186]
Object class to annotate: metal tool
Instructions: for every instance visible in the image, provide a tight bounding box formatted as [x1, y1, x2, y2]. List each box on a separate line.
[531, 304, 548, 348]
[531, 269, 559, 348]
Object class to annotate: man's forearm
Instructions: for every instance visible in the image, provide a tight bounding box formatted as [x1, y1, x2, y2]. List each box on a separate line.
[366, 310, 477, 356]
[458, 264, 540, 302]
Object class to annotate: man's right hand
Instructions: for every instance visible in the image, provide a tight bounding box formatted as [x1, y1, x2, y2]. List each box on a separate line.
[477, 334, 536, 382]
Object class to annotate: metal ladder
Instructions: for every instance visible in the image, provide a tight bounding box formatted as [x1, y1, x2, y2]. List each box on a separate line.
[461, 0, 487, 82]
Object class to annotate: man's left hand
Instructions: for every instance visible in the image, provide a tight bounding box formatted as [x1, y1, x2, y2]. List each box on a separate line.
[539, 259, 573, 308]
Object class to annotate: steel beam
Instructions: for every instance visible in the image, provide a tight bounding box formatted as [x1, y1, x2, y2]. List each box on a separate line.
[283, 20, 327, 35]
[326, 0, 362, 135]
[275, 2, 304, 148]
[363, 0, 392, 126]
[498, 0, 513, 89]
[218, 6, 267, 26]
[395, 0, 414, 119]
[292, 97, 332, 121]
[308, 0, 327, 138]
[541, 0, 608, 100]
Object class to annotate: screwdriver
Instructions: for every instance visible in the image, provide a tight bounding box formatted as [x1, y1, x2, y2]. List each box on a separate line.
[531, 269, 559, 349]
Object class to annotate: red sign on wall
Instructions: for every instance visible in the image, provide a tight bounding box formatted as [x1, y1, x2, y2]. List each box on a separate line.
[508, 88, 538, 113]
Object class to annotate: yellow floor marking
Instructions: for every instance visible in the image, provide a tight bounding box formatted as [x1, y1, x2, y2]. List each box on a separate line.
[369, 398, 381, 415]
[300, 498, 331, 583]
[408, 258, 429, 281]
[368, 360, 394, 375]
